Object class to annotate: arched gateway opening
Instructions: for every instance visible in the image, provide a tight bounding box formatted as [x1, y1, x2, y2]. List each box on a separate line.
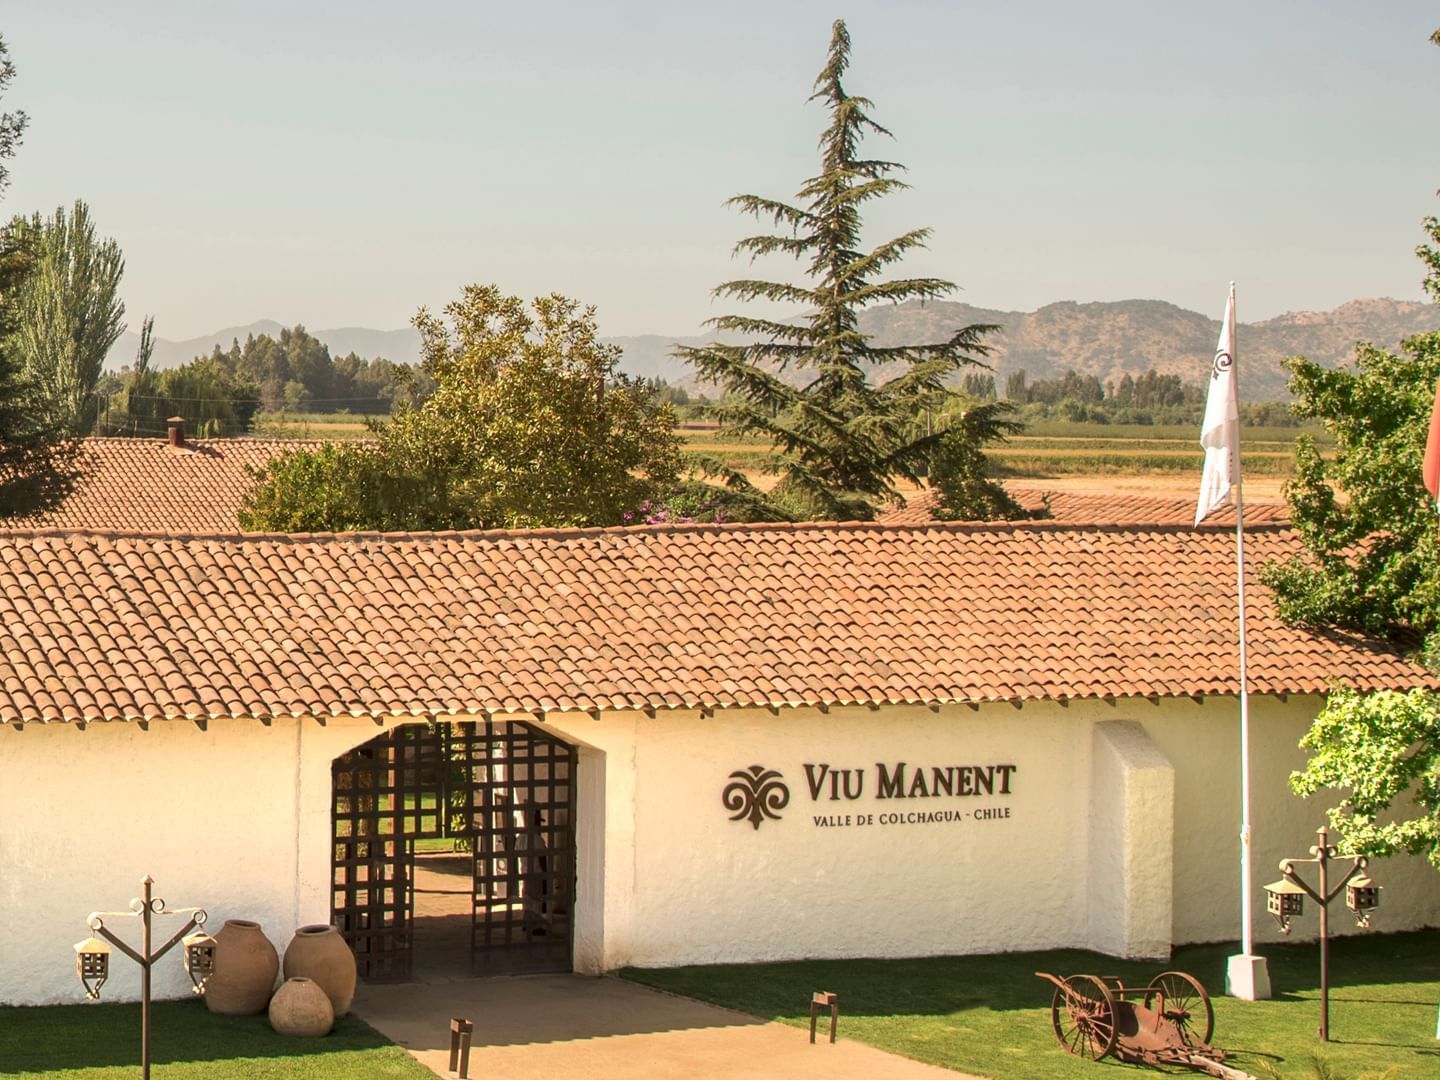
[330, 719, 576, 982]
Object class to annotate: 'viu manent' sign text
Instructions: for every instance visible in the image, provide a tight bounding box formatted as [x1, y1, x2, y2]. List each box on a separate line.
[722, 761, 1018, 831]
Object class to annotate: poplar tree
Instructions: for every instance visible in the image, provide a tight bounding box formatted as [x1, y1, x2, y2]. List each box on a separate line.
[0, 34, 76, 518]
[679, 20, 1002, 520]
[7, 199, 126, 435]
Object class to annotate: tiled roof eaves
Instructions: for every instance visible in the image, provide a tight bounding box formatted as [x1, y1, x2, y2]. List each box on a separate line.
[0, 521, 1428, 728]
[0, 688, 1358, 730]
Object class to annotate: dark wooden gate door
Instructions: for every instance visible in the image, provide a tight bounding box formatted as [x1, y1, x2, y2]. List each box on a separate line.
[465, 720, 576, 973]
[331, 720, 576, 981]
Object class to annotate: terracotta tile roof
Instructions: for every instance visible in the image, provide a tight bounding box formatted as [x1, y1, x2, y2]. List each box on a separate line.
[882, 486, 1290, 526]
[0, 521, 1426, 727]
[14, 437, 323, 533]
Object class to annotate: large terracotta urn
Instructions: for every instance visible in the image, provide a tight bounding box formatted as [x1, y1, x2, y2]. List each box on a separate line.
[282, 924, 357, 1017]
[205, 919, 279, 1015]
[268, 976, 334, 1037]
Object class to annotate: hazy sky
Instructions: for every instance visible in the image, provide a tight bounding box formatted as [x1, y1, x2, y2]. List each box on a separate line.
[3, 2, 1438, 340]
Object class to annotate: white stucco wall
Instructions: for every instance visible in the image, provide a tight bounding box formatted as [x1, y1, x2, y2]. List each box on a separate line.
[1140, 693, 1440, 946]
[547, 696, 1440, 972]
[3, 694, 1437, 1005]
[0, 716, 393, 1006]
[547, 704, 1092, 971]
[1087, 720, 1174, 959]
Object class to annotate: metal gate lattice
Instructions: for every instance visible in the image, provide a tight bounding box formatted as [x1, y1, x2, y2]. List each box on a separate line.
[331, 720, 575, 981]
[469, 721, 575, 971]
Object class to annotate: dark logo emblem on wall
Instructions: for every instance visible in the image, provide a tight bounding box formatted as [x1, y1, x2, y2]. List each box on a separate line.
[723, 765, 790, 830]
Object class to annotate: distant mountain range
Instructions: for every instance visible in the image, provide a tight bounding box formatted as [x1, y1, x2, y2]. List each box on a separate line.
[107, 298, 1440, 402]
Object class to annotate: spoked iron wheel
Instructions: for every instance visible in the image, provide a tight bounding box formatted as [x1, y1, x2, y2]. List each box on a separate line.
[1050, 974, 1118, 1059]
[1143, 970, 1213, 1046]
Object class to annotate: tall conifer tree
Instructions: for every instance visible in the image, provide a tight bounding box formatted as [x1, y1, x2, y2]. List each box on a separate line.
[679, 20, 1001, 520]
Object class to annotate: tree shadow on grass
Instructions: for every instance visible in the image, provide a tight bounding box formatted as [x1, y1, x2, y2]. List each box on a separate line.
[626, 932, 1439, 1021]
[0, 999, 391, 1074]
[620, 930, 1440, 1078]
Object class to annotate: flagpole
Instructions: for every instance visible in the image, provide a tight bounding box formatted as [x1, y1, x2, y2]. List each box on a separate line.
[1230, 280, 1256, 961]
[1205, 282, 1269, 999]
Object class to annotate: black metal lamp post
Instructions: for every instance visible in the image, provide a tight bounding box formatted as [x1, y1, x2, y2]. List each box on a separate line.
[73, 876, 214, 1080]
[1263, 825, 1380, 1042]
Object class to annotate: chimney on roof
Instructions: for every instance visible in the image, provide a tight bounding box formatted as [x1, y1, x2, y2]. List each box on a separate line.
[167, 416, 186, 448]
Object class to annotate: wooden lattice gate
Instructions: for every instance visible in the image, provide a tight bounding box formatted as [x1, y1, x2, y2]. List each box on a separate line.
[331, 720, 577, 981]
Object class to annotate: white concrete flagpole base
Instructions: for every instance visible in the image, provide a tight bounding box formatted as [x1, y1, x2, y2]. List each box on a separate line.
[1225, 953, 1272, 1000]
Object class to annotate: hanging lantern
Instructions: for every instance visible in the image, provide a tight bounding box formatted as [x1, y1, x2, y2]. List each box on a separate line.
[183, 930, 217, 994]
[1345, 873, 1380, 926]
[74, 935, 111, 1000]
[1264, 878, 1306, 933]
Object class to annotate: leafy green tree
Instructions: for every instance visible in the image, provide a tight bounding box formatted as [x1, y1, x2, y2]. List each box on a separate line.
[153, 359, 261, 436]
[1263, 330, 1440, 656]
[97, 314, 155, 435]
[282, 379, 311, 412]
[183, 325, 406, 414]
[100, 327, 261, 438]
[1290, 688, 1440, 870]
[0, 35, 77, 518]
[6, 199, 126, 434]
[678, 20, 1003, 521]
[929, 401, 1028, 520]
[961, 373, 996, 401]
[1004, 368, 1027, 402]
[236, 442, 393, 532]
[1267, 161, 1440, 867]
[240, 285, 682, 531]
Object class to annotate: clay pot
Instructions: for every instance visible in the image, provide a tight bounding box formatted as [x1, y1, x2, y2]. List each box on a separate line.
[282, 924, 357, 1017]
[268, 976, 334, 1037]
[204, 919, 279, 1015]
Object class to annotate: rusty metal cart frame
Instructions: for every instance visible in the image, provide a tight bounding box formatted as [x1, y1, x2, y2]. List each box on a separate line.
[1036, 970, 1252, 1079]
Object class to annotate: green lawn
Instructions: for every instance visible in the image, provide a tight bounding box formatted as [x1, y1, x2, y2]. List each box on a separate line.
[0, 1000, 430, 1078]
[622, 932, 1440, 1080]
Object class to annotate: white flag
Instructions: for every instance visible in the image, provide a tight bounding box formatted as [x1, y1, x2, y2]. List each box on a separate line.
[1195, 289, 1239, 525]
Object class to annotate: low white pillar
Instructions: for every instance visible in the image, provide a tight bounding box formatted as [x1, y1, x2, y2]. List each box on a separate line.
[571, 745, 608, 973]
[1087, 720, 1175, 959]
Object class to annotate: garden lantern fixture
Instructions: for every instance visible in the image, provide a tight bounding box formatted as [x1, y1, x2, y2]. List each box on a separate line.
[183, 929, 218, 994]
[73, 935, 111, 1000]
[1262, 877, 1306, 932]
[74, 876, 209, 1080]
[1268, 825, 1379, 1042]
[1344, 872, 1380, 925]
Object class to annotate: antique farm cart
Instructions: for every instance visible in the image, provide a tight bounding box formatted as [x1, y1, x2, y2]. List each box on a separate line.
[1036, 971, 1255, 1079]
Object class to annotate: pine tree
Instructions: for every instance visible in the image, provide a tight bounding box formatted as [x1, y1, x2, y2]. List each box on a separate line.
[679, 20, 1004, 520]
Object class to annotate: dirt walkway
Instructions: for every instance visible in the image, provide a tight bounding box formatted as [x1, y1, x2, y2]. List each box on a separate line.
[353, 973, 977, 1080]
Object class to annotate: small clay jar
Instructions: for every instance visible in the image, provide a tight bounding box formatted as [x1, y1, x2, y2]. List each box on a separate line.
[205, 919, 279, 1015]
[282, 924, 357, 1017]
[268, 976, 334, 1037]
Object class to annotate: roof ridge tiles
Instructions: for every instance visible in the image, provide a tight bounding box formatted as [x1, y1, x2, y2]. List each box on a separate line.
[0, 518, 1299, 545]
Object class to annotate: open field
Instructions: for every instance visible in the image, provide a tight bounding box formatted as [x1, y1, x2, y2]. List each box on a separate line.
[623, 931, 1440, 1080]
[251, 411, 378, 440]
[0, 1000, 429, 1078]
[681, 420, 1318, 493]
